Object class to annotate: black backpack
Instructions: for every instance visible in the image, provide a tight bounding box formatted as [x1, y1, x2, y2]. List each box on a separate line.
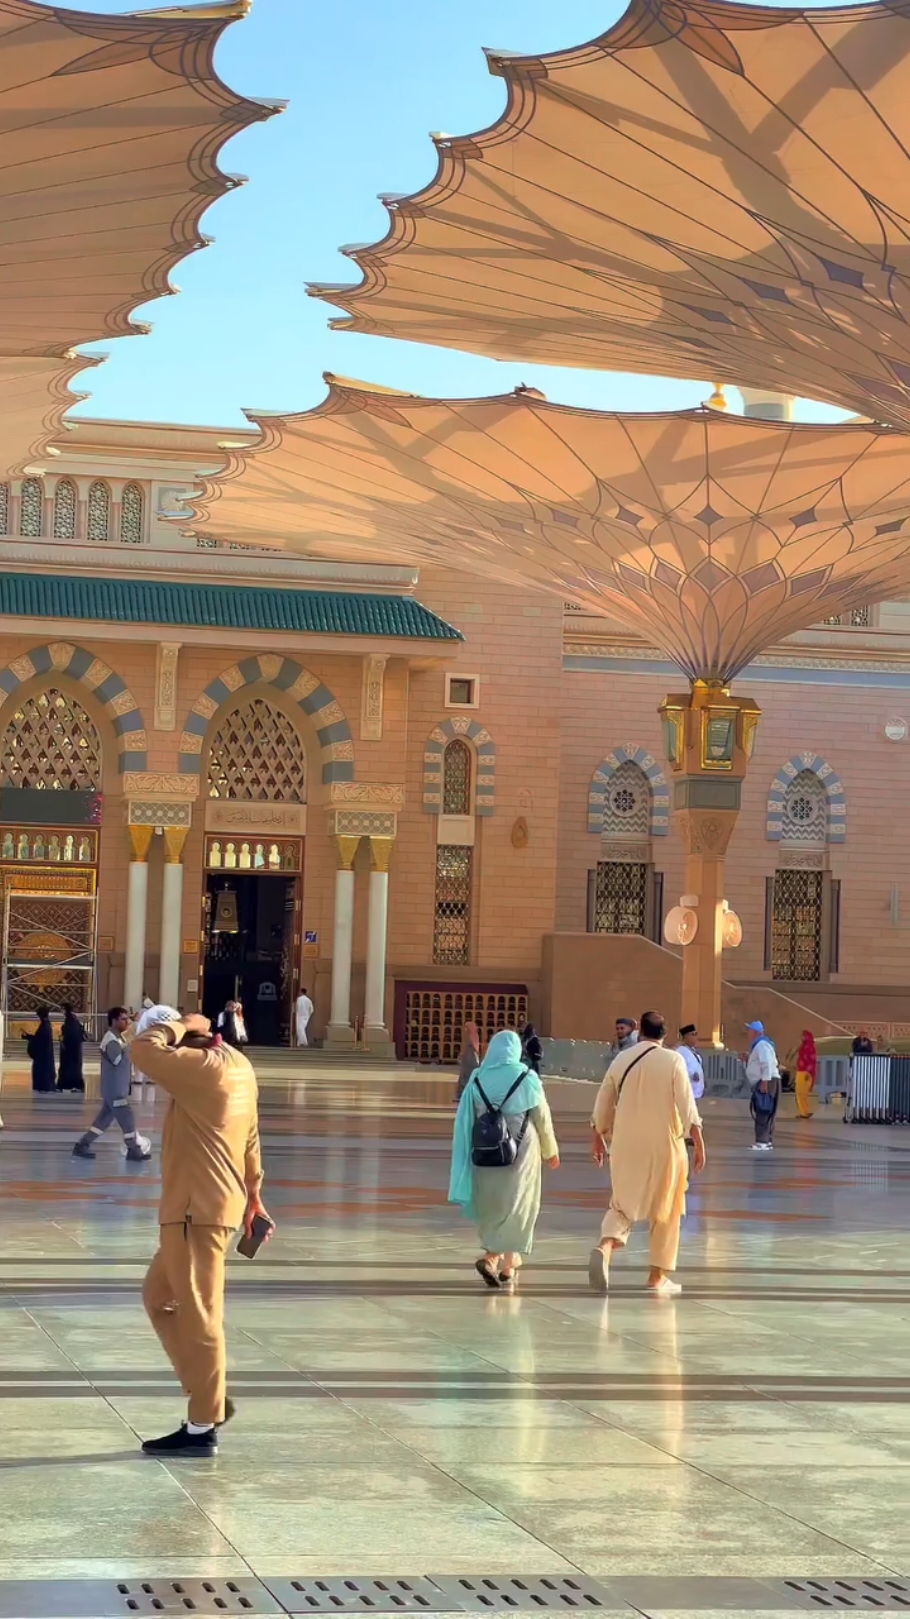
[471, 1071, 531, 1168]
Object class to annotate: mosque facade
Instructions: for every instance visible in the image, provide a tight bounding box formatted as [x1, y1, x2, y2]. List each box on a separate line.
[0, 417, 907, 1055]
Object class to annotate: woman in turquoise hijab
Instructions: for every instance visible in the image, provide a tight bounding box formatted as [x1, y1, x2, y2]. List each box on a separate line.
[449, 1028, 559, 1289]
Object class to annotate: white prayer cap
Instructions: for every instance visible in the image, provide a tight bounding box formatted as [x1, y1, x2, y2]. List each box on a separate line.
[135, 1004, 181, 1036]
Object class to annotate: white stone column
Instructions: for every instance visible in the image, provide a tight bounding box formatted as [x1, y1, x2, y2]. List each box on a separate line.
[327, 835, 359, 1047]
[364, 837, 393, 1051]
[124, 824, 153, 1011]
[159, 827, 188, 1007]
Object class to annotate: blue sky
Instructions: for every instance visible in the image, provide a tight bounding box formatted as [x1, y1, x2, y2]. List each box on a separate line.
[58, 0, 847, 428]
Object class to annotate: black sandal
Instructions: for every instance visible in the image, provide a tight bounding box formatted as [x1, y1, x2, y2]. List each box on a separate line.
[475, 1258, 501, 1289]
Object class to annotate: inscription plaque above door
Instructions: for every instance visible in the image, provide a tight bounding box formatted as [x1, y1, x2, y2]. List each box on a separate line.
[204, 801, 307, 837]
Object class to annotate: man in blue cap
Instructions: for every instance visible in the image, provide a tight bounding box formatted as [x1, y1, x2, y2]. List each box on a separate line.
[744, 1021, 780, 1152]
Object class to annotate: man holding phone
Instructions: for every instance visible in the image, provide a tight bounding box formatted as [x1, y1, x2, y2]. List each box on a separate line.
[130, 1006, 272, 1457]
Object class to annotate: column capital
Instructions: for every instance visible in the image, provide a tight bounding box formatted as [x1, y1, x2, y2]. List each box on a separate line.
[369, 836, 394, 873]
[163, 826, 189, 865]
[127, 824, 154, 863]
[335, 834, 361, 871]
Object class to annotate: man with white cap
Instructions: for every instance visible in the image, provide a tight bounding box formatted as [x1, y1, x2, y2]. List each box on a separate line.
[130, 1004, 269, 1457]
[744, 1020, 781, 1152]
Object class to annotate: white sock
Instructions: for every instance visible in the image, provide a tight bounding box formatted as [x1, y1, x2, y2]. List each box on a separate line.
[187, 1421, 214, 1435]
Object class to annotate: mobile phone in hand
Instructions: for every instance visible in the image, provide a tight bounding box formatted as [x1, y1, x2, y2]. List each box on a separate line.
[236, 1212, 275, 1259]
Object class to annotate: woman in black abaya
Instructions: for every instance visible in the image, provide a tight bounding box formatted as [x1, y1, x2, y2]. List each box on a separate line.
[58, 1004, 86, 1093]
[27, 1006, 57, 1093]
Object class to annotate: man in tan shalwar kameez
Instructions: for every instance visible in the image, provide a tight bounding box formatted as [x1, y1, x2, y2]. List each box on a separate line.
[589, 1010, 705, 1296]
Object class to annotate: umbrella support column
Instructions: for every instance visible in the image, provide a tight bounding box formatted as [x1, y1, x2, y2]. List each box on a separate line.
[660, 683, 760, 1048]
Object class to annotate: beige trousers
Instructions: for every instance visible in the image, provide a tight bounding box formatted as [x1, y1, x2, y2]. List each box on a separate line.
[600, 1206, 682, 1272]
[143, 1221, 234, 1426]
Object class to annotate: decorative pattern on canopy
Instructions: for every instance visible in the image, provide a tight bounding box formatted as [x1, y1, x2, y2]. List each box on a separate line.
[0, 0, 278, 473]
[310, 0, 910, 431]
[188, 378, 910, 683]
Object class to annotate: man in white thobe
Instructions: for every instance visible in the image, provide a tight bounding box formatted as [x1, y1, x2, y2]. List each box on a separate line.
[294, 988, 314, 1048]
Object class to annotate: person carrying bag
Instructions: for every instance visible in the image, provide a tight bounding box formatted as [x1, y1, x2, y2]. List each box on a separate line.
[449, 1029, 559, 1290]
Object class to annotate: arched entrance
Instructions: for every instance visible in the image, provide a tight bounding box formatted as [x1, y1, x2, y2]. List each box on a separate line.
[199, 695, 308, 1045]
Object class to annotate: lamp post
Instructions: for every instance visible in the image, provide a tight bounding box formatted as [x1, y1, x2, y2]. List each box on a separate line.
[659, 684, 759, 1045]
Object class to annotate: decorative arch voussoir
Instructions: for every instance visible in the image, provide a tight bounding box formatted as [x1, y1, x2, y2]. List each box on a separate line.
[179, 655, 354, 786]
[423, 717, 497, 816]
[587, 743, 669, 836]
[0, 641, 147, 773]
[766, 751, 846, 843]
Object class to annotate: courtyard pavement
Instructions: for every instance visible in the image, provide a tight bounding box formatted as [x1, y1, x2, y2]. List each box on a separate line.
[0, 1060, 909, 1613]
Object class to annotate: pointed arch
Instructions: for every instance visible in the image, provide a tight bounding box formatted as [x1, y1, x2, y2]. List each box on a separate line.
[423, 717, 496, 815]
[179, 655, 354, 785]
[766, 753, 846, 843]
[588, 744, 669, 836]
[0, 642, 147, 772]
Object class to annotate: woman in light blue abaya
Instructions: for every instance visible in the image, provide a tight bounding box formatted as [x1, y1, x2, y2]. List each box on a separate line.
[449, 1028, 559, 1289]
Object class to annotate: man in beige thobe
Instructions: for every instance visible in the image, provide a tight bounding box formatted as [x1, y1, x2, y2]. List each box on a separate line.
[589, 1009, 705, 1296]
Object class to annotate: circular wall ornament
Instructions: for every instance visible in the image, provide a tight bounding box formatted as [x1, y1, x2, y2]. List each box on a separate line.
[885, 717, 908, 742]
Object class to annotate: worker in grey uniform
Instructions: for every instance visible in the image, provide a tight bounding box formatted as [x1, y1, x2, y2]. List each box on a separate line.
[72, 1006, 151, 1161]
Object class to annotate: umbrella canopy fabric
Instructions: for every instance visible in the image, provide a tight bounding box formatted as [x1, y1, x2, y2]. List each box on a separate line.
[188, 378, 910, 682]
[310, 0, 910, 431]
[0, 0, 279, 472]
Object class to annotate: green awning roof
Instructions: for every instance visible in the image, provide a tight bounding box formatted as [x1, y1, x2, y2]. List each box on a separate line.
[0, 572, 462, 642]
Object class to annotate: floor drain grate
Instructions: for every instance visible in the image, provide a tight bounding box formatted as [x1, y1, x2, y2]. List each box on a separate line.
[429, 1579, 616, 1611]
[116, 1582, 283, 1616]
[783, 1583, 910, 1611]
[264, 1579, 454, 1613]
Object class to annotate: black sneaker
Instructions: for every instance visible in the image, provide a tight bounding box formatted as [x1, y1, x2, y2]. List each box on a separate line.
[126, 1141, 152, 1162]
[72, 1140, 95, 1160]
[142, 1424, 217, 1458]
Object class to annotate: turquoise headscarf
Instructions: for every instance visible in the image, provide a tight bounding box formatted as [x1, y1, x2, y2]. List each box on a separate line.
[448, 1028, 545, 1215]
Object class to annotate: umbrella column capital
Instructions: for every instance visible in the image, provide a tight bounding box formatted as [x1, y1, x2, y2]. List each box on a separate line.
[659, 687, 760, 1046]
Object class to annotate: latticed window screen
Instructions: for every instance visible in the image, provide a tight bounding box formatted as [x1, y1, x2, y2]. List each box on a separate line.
[120, 482, 144, 543]
[770, 868, 824, 981]
[442, 739, 472, 815]
[825, 606, 871, 627]
[780, 770, 827, 846]
[0, 689, 102, 790]
[592, 860, 648, 934]
[19, 477, 43, 537]
[87, 480, 111, 541]
[206, 699, 307, 802]
[0, 482, 10, 535]
[53, 478, 77, 539]
[433, 845, 473, 964]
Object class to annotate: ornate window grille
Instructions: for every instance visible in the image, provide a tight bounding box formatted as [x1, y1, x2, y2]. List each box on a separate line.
[0, 688, 102, 790]
[52, 478, 77, 539]
[433, 845, 473, 964]
[442, 739, 472, 815]
[87, 480, 111, 541]
[19, 477, 43, 537]
[206, 698, 307, 802]
[780, 770, 827, 846]
[770, 868, 823, 981]
[120, 482, 144, 543]
[0, 482, 10, 535]
[592, 860, 648, 934]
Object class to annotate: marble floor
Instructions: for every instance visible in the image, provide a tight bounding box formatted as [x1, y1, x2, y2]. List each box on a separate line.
[2, 1059, 910, 1606]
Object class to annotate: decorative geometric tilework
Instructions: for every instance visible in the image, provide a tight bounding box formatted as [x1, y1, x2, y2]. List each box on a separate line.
[766, 753, 847, 843]
[0, 643, 147, 773]
[87, 480, 111, 542]
[587, 744, 669, 836]
[180, 656, 354, 786]
[423, 718, 496, 816]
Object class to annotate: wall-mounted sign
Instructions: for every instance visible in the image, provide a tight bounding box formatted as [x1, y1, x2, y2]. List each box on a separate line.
[204, 801, 306, 836]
